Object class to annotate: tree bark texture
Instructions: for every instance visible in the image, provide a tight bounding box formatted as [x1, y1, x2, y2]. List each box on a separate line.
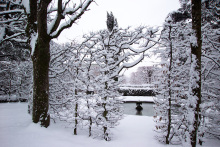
[190, 0, 202, 146]
[32, 0, 51, 128]
[26, 0, 37, 38]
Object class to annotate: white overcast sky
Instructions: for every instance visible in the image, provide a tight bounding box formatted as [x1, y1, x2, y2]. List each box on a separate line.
[55, 0, 181, 76]
[56, 0, 180, 42]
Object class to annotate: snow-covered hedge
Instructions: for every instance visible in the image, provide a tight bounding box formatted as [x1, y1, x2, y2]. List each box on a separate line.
[118, 88, 155, 96]
[0, 95, 27, 103]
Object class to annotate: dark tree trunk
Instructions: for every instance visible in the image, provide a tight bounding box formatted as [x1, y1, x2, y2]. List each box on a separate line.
[103, 80, 109, 141]
[89, 116, 92, 137]
[74, 88, 78, 135]
[32, 0, 51, 128]
[166, 25, 173, 144]
[103, 101, 108, 141]
[74, 103, 78, 135]
[74, 67, 80, 135]
[86, 91, 93, 137]
[23, 0, 92, 128]
[190, 0, 202, 147]
[26, 0, 37, 38]
[32, 39, 50, 127]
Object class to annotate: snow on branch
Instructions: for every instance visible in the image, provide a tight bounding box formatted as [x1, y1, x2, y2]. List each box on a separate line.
[0, 16, 26, 24]
[118, 53, 145, 73]
[202, 54, 220, 68]
[83, 25, 159, 77]
[48, 0, 94, 38]
[0, 9, 24, 16]
[22, 0, 30, 13]
[0, 2, 27, 44]
[0, 32, 26, 44]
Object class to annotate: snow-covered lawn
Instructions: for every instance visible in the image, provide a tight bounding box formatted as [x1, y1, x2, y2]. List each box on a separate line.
[0, 103, 219, 147]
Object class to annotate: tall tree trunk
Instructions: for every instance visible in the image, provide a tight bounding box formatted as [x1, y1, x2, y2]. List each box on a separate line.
[32, 39, 50, 127]
[25, 0, 92, 128]
[74, 88, 78, 135]
[74, 67, 80, 135]
[103, 80, 109, 141]
[190, 0, 202, 146]
[166, 25, 173, 144]
[32, 1, 51, 128]
[86, 90, 93, 137]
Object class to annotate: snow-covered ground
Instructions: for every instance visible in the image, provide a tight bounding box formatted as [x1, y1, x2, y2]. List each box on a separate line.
[0, 103, 219, 147]
[121, 96, 154, 103]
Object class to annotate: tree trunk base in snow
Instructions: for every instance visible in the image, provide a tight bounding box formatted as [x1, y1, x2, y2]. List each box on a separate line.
[32, 38, 50, 128]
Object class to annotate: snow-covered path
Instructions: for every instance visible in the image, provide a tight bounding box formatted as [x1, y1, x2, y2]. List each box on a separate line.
[0, 103, 219, 147]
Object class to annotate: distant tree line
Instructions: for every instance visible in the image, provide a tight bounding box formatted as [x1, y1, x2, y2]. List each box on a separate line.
[129, 66, 159, 85]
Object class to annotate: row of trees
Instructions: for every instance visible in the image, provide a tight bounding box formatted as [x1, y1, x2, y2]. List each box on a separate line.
[0, 0, 159, 140]
[47, 12, 159, 140]
[0, 38, 32, 102]
[154, 0, 219, 147]
[1, 0, 219, 146]
[129, 66, 157, 85]
[0, 59, 32, 101]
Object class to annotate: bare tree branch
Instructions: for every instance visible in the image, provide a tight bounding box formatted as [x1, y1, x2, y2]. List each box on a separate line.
[202, 54, 220, 68]
[0, 9, 24, 16]
[0, 32, 26, 44]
